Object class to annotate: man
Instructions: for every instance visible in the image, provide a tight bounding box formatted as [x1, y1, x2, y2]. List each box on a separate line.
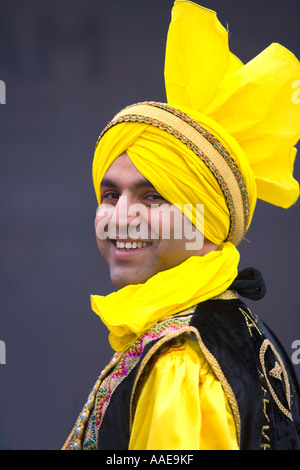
[63, 1, 300, 450]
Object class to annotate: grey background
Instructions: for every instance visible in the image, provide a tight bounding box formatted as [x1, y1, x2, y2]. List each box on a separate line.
[0, 0, 299, 450]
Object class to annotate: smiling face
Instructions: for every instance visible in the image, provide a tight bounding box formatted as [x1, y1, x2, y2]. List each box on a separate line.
[94, 153, 216, 288]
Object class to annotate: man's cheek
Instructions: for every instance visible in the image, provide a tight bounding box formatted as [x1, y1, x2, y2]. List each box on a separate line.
[96, 237, 110, 263]
[149, 203, 185, 240]
[95, 204, 115, 240]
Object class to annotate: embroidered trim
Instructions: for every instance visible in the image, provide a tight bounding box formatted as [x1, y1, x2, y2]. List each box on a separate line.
[259, 381, 271, 450]
[239, 307, 263, 337]
[259, 339, 292, 421]
[211, 289, 238, 300]
[61, 351, 123, 450]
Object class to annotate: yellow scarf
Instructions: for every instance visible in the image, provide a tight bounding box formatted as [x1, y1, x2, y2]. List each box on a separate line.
[91, 243, 239, 352]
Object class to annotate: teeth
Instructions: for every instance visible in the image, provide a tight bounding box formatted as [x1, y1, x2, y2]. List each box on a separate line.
[115, 240, 151, 250]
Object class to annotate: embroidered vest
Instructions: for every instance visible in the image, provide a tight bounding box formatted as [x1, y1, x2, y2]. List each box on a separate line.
[62, 297, 300, 450]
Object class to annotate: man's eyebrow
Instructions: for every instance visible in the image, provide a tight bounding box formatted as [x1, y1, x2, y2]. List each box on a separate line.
[100, 178, 118, 189]
[100, 177, 156, 191]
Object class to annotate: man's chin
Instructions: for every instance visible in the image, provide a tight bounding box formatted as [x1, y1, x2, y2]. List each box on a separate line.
[110, 269, 154, 289]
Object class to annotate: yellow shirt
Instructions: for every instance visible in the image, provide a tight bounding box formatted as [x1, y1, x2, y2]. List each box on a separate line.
[129, 336, 238, 450]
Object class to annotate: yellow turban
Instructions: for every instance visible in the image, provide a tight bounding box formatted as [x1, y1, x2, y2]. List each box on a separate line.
[92, 0, 300, 246]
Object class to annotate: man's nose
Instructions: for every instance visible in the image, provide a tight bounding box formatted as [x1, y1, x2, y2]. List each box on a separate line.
[110, 195, 137, 232]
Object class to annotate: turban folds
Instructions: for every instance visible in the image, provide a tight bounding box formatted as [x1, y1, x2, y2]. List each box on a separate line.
[92, 0, 300, 246]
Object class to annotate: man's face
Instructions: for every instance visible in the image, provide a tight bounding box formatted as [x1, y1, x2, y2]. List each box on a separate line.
[94, 153, 214, 288]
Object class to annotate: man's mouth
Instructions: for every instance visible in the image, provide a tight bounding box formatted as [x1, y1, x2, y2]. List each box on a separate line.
[113, 240, 152, 250]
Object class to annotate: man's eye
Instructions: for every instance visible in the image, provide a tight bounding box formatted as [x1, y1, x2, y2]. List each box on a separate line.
[102, 192, 119, 200]
[146, 194, 165, 201]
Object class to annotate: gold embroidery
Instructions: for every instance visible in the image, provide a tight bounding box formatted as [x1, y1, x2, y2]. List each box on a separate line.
[257, 367, 264, 379]
[239, 308, 263, 337]
[61, 352, 122, 450]
[260, 385, 271, 449]
[262, 388, 270, 424]
[263, 399, 270, 423]
[269, 361, 283, 381]
[259, 339, 292, 421]
[262, 425, 270, 441]
[211, 289, 238, 300]
[261, 442, 271, 450]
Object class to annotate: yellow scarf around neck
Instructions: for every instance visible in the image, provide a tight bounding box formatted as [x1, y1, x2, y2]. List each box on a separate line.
[91, 242, 239, 352]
